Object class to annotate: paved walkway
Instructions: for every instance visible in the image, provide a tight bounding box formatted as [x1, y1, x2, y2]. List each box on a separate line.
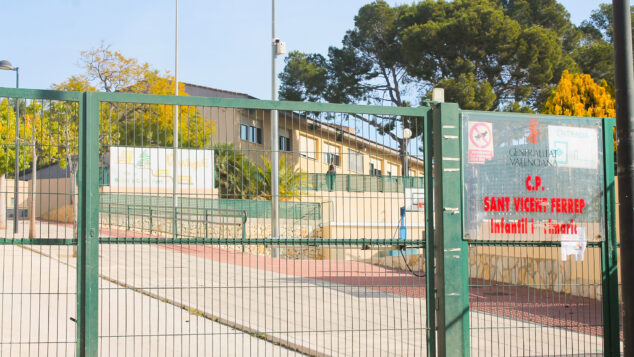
[0, 221, 617, 356]
[0, 244, 299, 356]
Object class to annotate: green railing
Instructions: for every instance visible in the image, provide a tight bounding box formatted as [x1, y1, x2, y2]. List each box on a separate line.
[1, 87, 434, 357]
[99, 193, 322, 220]
[301, 173, 424, 192]
[99, 202, 247, 240]
[98, 167, 424, 193]
[2, 86, 621, 357]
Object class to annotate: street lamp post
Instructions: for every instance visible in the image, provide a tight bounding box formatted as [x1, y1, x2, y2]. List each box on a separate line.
[402, 127, 412, 177]
[0, 60, 20, 234]
[173, 0, 179, 239]
[271, 0, 283, 258]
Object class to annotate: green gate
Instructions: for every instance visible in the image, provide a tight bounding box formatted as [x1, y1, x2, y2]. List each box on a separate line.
[0, 87, 621, 356]
[431, 104, 620, 357]
[0, 87, 434, 356]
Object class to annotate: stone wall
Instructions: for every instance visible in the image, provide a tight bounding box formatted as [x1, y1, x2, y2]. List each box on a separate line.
[468, 246, 603, 299]
[100, 213, 324, 259]
[100, 212, 607, 300]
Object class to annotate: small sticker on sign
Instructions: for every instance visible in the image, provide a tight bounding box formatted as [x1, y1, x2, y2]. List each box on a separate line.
[468, 121, 494, 164]
[561, 227, 587, 261]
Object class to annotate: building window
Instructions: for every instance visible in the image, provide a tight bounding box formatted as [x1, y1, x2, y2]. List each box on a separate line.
[409, 169, 416, 177]
[240, 124, 248, 141]
[240, 124, 262, 144]
[279, 136, 291, 151]
[299, 135, 316, 159]
[369, 157, 382, 176]
[348, 149, 363, 173]
[386, 162, 399, 176]
[322, 142, 341, 166]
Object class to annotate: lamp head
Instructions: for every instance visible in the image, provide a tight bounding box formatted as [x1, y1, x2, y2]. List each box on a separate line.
[403, 128, 412, 140]
[0, 60, 15, 70]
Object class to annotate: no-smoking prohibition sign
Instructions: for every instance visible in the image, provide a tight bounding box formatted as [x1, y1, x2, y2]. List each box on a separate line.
[470, 122, 491, 148]
[467, 121, 494, 164]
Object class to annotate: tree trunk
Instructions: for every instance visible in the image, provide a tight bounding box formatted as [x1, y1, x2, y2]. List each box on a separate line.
[0, 174, 6, 230]
[29, 149, 36, 239]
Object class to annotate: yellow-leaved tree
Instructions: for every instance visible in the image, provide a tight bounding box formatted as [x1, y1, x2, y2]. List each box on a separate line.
[50, 44, 215, 232]
[0, 99, 31, 229]
[52, 44, 212, 153]
[542, 70, 616, 151]
[542, 70, 615, 117]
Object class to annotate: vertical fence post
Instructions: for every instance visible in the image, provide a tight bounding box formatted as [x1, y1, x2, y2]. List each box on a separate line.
[602, 117, 620, 356]
[204, 210, 208, 239]
[432, 102, 469, 356]
[76, 91, 99, 356]
[242, 212, 246, 253]
[423, 105, 436, 357]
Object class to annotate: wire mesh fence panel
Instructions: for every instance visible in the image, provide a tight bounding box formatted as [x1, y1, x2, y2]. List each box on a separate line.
[95, 96, 431, 356]
[0, 94, 80, 355]
[2, 86, 622, 356]
[468, 243, 606, 356]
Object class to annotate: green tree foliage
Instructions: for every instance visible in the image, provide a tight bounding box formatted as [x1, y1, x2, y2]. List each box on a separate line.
[280, 0, 575, 121]
[279, 0, 634, 115]
[257, 156, 306, 201]
[434, 73, 496, 110]
[279, 1, 426, 160]
[399, 0, 571, 110]
[213, 143, 260, 199]
[573, 4, 634, 90]
[212, 144, 305, 201]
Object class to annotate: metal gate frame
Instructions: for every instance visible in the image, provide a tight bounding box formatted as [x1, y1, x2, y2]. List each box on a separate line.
[0, 87, 436, 356]
[431, 103, 620, 357]
[0, 86, 620, 356]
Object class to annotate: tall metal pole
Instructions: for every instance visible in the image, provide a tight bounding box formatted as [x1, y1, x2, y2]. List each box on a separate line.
[271, 0, 280, 257]
[173, 0, 179, 238]
[14, 68, 19, 234]
[613, 0, 634, 354]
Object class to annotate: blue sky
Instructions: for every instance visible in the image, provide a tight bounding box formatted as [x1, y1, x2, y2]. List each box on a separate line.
[0, 0, 609, 99]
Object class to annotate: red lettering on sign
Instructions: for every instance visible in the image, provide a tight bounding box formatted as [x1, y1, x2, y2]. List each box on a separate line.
[490, 218, 530, 234]
[550, 198, 585, 213]
[483, 196, 510, 212]
[525, 175, 543, 191]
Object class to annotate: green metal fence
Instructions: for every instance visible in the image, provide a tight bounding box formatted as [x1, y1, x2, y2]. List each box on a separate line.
[459, 113, 620, 357]
[0, 86, 621, 356]
[99, 193, 322, 220]
[99, 167, 426, 193]
[0, 87, 433, 356]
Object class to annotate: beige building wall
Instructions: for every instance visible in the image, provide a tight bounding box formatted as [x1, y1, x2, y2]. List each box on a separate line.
[209, 108, 425, 177]
[4, 179, 30, 211]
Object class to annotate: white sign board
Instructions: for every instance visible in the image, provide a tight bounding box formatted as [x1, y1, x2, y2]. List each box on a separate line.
[462, 112, 604, 242]
[548, 125, 599, 169]
[109, 146, 214, 189]
[405, 188, 425, 212]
